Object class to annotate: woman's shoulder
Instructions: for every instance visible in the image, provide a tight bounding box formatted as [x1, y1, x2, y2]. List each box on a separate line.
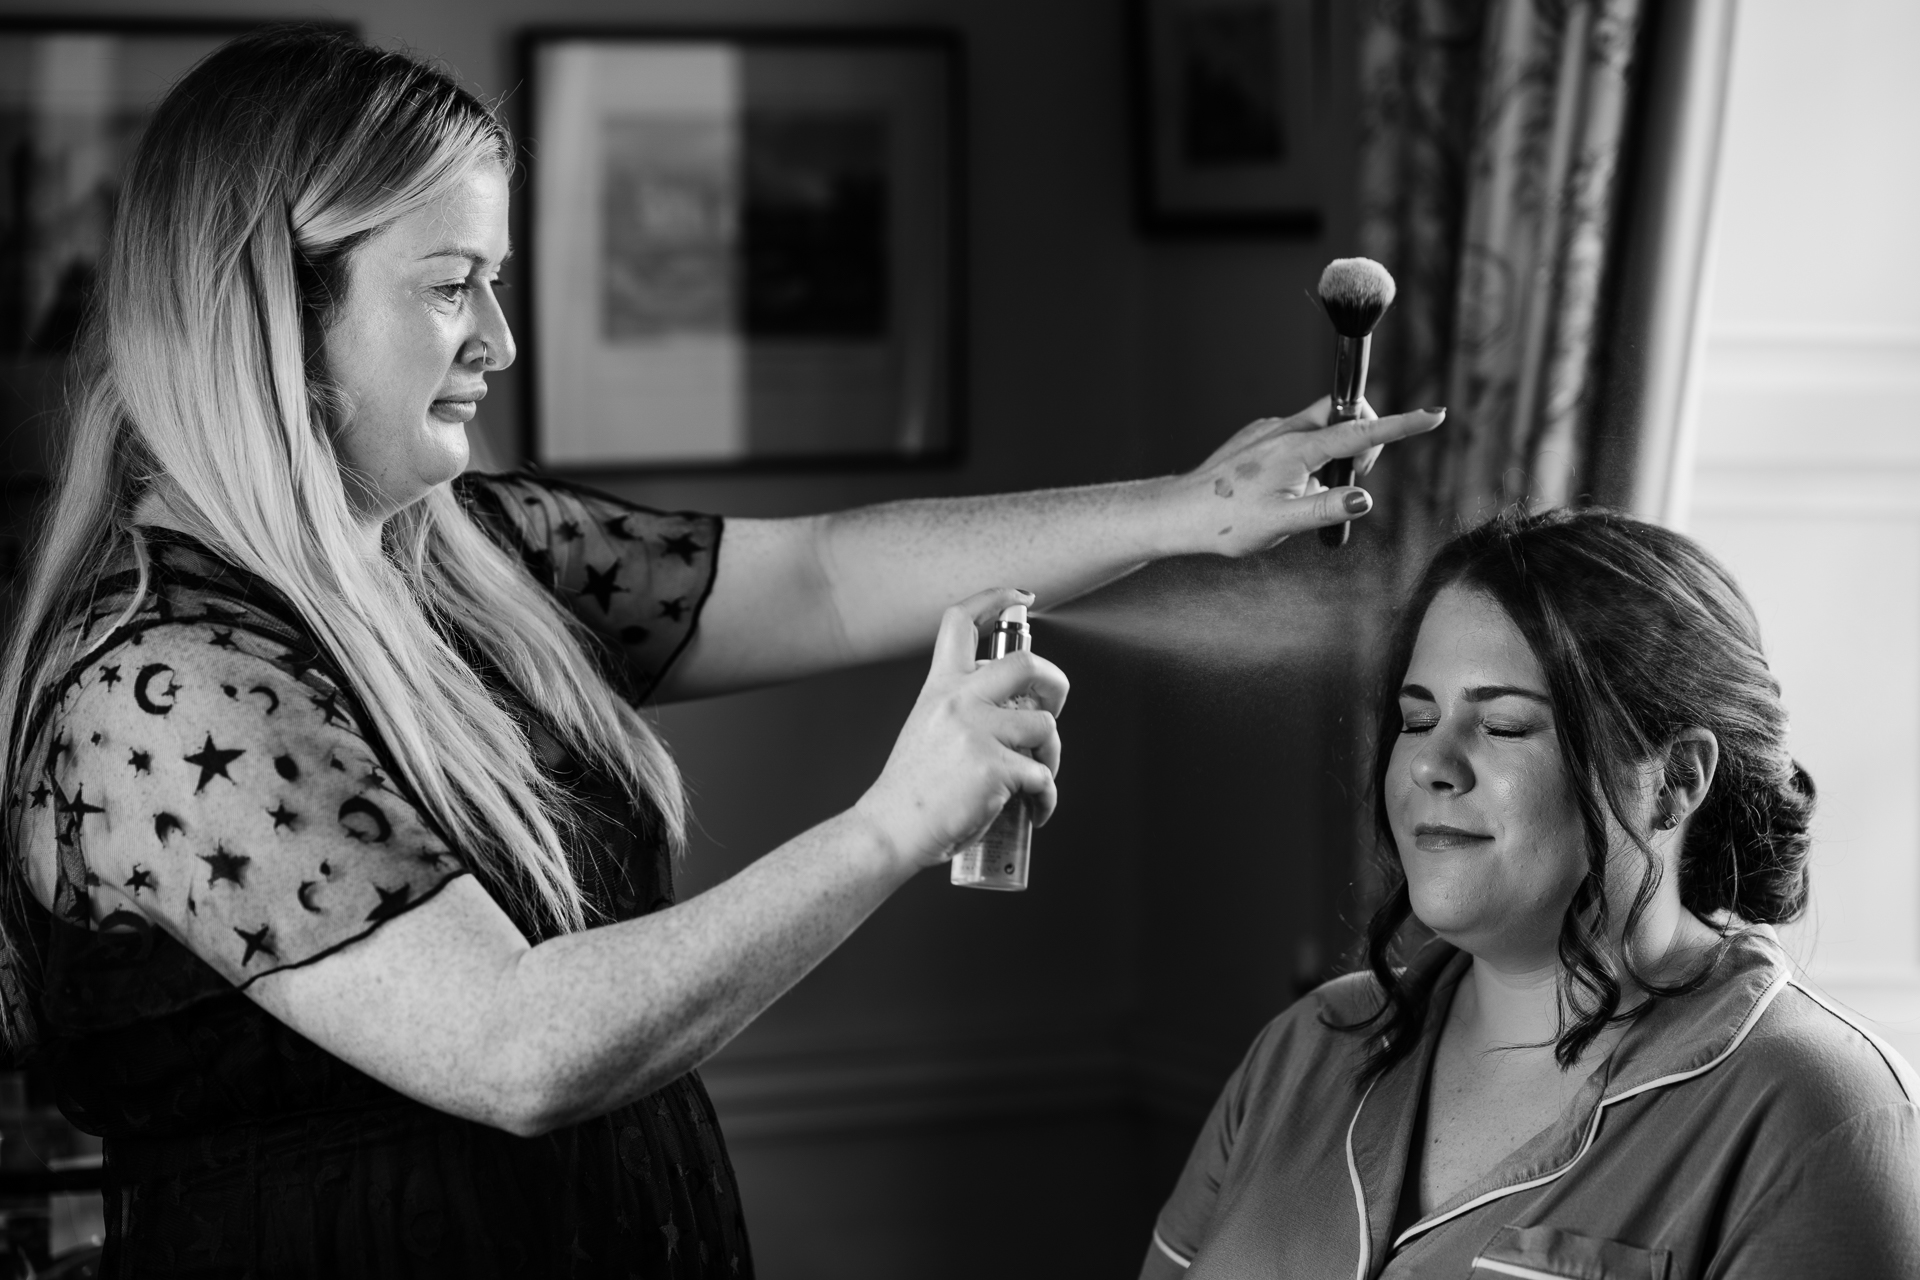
[1738, 976, 1919, 1118]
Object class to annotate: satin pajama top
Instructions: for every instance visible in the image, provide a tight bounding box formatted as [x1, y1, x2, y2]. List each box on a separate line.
[1153, 931, 1920, 1279]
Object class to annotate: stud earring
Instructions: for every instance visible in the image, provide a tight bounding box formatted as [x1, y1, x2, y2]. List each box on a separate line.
[1655, 810, 1681, 831]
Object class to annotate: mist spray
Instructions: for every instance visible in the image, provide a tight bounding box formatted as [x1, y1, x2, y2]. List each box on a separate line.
[950, 604, 1036, 891]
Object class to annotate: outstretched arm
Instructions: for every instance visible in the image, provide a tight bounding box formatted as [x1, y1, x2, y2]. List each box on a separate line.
[658, 400, 1442, 699]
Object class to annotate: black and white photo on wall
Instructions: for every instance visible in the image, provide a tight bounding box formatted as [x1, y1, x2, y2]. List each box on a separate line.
[1130, 0, 1328, 235]
[0, 19, 296, 484]
[522, 29, 962, 471]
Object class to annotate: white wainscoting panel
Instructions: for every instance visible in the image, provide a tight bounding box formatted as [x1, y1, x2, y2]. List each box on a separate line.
[1687, 327, 1920, 1067]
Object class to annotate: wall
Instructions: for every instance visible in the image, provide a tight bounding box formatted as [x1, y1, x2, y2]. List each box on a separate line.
[0, 0, 1370, 1275]
[1681, 0, 1920, 1063]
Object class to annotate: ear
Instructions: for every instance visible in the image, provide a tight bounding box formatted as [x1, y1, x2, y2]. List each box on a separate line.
[1661, 728, 1720, 828]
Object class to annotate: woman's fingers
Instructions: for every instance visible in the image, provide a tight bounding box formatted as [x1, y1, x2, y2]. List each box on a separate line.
[984, 704, 1062, 777]
[929, 588, 1035, 676]
[1303, 408, 1444, 469]
[970, 650, 1069, 716]
[1002, 749, 1059, 826]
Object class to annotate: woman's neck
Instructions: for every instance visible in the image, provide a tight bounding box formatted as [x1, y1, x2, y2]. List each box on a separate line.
[1455, 904, 1724, 1054]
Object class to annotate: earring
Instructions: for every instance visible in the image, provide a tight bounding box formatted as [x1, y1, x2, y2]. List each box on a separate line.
[475, 340, 495, 369]
[1655, 809, 1681, 831]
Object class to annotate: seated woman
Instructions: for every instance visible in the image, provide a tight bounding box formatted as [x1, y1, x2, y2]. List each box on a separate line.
[1143, 509, 1920, 1279]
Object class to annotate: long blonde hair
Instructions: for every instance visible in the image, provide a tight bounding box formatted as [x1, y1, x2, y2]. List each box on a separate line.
[1, 30, 686, 1033]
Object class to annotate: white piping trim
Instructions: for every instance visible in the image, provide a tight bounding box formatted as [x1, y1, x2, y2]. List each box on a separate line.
[1388, 966, 1792, 1252]
[1151, 1229, 1192, 1270]
[1787, 977, 1920, 1103]
[1470, 1258, 1577, 1280]
[1345, 1076, 1380, 1280]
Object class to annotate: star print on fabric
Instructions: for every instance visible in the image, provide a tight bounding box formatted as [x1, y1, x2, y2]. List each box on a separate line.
[275, 642, 322, 685]
[89, 731, 102, 745]
[604, 514, 633, 539]
[234, 924, 277, 966]
[98, 664, 121, 690]
[365, 882, 413, 924]
[581, 561, 626, 613]
[28, 782, 49, 809]
[556, 519, 582, 541]
[125, 865, 156, 896]
[362, 766, 387, 791]
[268, 802, 298, 832]
[660, 532, 702, 565]
[128, 749, 152, 775]
[657, 597, 688, 622]
[310, 691, 352, 729]
[183, 733, 245, 792]
[56, 782, 106, 825]
[199, 845, 250, 888]
[207, 628, 238, 650]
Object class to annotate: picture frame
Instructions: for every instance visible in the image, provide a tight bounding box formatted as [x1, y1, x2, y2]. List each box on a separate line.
[0, 19, 348, 485]
[1129, 0, 1328, 236]
[521, 27, 964, 472]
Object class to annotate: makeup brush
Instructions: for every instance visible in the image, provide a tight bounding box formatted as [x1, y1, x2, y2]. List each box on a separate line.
[1314, 257, 1397, 547]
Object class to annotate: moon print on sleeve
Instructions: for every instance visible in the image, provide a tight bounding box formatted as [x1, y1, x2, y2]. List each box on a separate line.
[17, 588, 469, 992]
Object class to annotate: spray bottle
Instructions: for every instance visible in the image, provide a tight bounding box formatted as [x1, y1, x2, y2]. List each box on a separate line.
[950, 604, 1036, 891]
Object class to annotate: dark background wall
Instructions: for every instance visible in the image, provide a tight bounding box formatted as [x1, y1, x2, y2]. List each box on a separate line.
[0, 1, 1373, 1275]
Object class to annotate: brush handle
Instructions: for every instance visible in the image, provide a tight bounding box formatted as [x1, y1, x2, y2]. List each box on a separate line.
[1318, 334, 1371, 548]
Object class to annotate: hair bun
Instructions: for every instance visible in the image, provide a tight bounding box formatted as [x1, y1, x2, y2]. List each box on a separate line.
[1683, 755, 1813, 925]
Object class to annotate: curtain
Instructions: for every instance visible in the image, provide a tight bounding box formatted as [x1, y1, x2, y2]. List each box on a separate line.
[1357, 0, 1646, 554]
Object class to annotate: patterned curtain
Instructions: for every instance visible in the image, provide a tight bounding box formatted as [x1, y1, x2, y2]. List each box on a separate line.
[1358, 0, 1646, 555]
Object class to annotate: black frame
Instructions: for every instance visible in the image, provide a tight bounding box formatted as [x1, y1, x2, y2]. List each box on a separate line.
[515, 25, 968, 477]
[1127, 0, 1325, 238]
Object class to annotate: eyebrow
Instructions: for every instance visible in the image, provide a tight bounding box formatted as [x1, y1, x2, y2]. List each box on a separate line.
[1399, 682, 1552, 706]
[417, 241, 513, 268]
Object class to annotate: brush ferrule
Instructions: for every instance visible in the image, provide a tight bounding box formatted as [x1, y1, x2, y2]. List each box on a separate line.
[1330, 334, 1371, 424]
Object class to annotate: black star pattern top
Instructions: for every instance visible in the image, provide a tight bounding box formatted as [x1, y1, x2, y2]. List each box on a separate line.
[3, 474, 747, 1279]
[453, 471, 720, 700]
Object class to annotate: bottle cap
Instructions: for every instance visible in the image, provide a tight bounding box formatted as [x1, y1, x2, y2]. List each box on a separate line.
[998, 603, 1029, 626]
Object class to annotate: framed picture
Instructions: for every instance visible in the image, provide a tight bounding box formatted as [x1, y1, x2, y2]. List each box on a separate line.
[1129, 0, 1328, 235]
[522, 28, 963, 471]
[0, 20, 337, 484]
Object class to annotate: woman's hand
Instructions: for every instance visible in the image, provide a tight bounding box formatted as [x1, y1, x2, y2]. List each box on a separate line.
[1176, 399, 1445, 556]
[853, 588, 1069, 872]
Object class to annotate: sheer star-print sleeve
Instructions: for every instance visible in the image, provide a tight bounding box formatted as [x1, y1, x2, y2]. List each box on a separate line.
[14, 620, 467, 990]
[453, 472, 721, 702]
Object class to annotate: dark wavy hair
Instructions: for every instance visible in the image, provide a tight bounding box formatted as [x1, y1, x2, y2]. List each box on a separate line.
[1342, 508, 1814, 1083]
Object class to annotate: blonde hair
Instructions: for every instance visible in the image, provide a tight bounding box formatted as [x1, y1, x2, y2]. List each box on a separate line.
[1, 29, 686, 1040]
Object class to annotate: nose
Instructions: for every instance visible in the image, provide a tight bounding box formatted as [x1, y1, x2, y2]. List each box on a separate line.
[459, 281, 517, 372]
[1409, 722, 1473, 796]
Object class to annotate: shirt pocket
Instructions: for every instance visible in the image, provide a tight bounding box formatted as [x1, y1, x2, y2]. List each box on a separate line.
[1470, 1226, 1671, 1280]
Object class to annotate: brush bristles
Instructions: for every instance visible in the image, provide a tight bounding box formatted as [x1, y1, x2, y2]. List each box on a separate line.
[1317, 257, 1397, 338]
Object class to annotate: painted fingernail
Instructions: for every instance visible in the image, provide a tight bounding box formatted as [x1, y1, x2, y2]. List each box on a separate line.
[1344, 491, 1371, 514]
[1423, 406, 1447, 414]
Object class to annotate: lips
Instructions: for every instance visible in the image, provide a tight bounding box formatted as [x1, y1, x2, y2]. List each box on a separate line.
[1412, 822, 1494, 852]
[430, 384, 486, 424]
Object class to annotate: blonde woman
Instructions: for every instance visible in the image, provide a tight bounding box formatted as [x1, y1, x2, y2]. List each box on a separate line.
[0, 28, 1440, 1277]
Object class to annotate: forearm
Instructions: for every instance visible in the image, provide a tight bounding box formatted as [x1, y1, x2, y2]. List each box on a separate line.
[488, 808, 912, 1132]
[816, 476, 1200, 664]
